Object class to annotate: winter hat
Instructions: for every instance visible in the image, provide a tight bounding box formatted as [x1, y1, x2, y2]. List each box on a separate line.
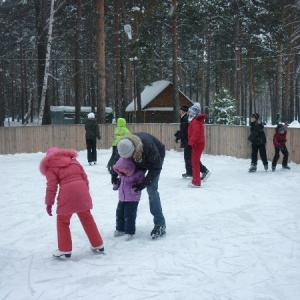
[188, 102, 201, 122]
[117, 139, 135, 158]
[46, 147, 60, 156]
[190, 102, 201, 114]
[251, 113, 259, 120]
[179, 105, 189, 112]
[88, 112, 95, 119]
[277, 124, 285, 133]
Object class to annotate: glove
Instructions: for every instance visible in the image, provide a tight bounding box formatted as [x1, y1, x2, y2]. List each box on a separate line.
[112, 179, 120, 191]
[175, 137, 180, 143]
[132, 182, 146, 191]
[46, 205, 52, 216]
[111, 173, 119, 185]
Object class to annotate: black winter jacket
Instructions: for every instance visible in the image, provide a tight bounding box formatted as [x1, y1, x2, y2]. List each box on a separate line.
[248, 121, 266, 145]
[111, 132, 165, 186]
[85, 119, 100, 140]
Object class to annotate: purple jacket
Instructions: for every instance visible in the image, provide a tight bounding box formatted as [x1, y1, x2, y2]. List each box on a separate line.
[113, 157, 145, 202]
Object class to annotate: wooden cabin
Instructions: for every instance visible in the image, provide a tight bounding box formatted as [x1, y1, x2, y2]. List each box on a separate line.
[125, 80, 194, 123]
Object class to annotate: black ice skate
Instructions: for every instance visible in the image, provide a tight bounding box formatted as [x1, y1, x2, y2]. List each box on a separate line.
[201, 170, 211, 181]
[248, 163, 257, 173]
[151, 226, 166, 239]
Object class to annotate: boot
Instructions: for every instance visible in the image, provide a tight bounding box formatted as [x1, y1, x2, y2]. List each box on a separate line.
[248, 163, 257, 173]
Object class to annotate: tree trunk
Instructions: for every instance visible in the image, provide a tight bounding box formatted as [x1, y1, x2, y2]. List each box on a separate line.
[74, 0, 82, 124]
[0, 61, 4, 127]
[114, 0, 122, 119]
[37, 0, 55, 125]
[96, 0, 106, 124]
[171, 0, 179, 122]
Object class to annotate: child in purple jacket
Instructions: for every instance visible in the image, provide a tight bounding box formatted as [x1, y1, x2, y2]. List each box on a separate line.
[113, 157, 145, 241]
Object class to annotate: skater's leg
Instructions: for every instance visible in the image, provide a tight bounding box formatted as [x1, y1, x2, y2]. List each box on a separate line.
[272, 147, 280, 168]
[147, 175, 165, 228]
[281, 146, 289, 166]
[116, 201, 125, 232]
[77, 210, 104, 248]
[57, 214, 72, 252]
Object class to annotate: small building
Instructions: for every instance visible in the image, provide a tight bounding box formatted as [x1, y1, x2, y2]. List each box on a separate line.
[125, 80, 194, 123]
[50, 106, 113, 124]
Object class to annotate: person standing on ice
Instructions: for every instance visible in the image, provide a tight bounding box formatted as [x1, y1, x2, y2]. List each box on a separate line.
[40, 147, 104, 258]
[106, 117, 131, 173]
[187, 102, 206, 188]
[271, 123, 290, 171]
[85, 112, 101, 165]
[111, 133, 166, 239]
[174, 104, 210, 181]
[112, 157, 145, 241]
[248, 113, 268, 172]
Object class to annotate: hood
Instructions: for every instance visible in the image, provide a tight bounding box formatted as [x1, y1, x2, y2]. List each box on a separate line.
[117, 118, 127, 127]
[39, 149, 78, 176]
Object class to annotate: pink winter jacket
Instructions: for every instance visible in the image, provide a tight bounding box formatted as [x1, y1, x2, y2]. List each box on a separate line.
[40, 149, 93, 215]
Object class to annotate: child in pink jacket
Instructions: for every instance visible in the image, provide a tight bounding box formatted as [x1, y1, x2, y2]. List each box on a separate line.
[40, 147, 104, 258]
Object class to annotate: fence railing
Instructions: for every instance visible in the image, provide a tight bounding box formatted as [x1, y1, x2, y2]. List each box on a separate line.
[1, 124, 299, 164]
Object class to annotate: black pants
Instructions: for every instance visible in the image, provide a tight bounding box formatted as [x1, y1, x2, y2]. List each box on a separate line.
[116, 201, 139, 235]
[251, 144, 268, 165]
[272, 146, 289, 167]
[107, 146, 117, 171]
[184, 145, 207, 176]
[86, 139, 97, 163]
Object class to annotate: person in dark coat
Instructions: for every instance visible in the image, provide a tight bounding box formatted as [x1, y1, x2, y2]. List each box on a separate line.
[85, 112, 101, 165]
[111, 132, 166, 239]
[248, 113, 268, 172]
[272, 123, 290, 171]
[175, 104, 210, 181]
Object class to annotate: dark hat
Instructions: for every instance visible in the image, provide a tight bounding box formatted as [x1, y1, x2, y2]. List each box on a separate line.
[251, 113, 259, 120]
[277, 124, 285, 133]
[179, 105, 189, 112]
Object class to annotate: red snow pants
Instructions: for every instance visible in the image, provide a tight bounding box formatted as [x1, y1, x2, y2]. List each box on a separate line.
[56, 210, 103, 252]
[191, 143, 205, 186]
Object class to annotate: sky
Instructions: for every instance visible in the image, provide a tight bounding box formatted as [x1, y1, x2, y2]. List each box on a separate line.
[0, 148, 300, 300]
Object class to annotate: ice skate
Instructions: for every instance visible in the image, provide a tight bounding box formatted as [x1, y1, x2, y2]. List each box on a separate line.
[125, 234, 134, 241]
[151, 226, 166, 239]
[188, 182, 201, 188]
[248, 163, 257, 173]
[201, 170, 210, 181]
[52, 250, 71, 258]
[114, 230, 125, 237]
[90, 245, 105, 253]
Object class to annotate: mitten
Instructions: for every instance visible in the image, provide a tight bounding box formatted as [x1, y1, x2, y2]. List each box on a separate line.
[46, 205, 52, 216]
[132, 182, 146, 191]
[112, 179, 120, 191]
[111, 173, 119, 185]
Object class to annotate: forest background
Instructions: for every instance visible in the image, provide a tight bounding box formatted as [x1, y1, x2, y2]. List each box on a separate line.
[0, 0, 299, 126]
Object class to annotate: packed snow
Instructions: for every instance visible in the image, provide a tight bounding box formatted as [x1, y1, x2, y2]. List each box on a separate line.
[1, 149, 300, 300]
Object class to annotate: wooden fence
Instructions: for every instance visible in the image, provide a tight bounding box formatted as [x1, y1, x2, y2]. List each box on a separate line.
[0, 124, 299, 164]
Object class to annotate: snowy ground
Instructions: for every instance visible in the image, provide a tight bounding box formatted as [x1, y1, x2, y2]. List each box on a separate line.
[0, 149, 300, 300]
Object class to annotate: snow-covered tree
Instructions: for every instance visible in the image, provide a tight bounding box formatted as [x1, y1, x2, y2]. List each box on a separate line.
[213, 89, 243, 125]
